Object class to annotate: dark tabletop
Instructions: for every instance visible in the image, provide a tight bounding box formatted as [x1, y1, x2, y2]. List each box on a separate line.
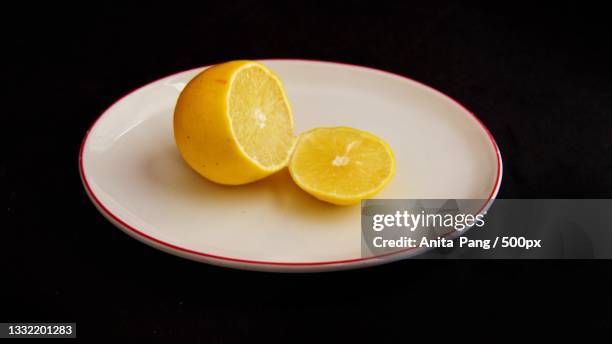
[4, 2, 612, 340]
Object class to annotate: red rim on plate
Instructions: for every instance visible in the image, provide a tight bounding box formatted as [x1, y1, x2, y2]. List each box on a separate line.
[79, 59, 503, 267]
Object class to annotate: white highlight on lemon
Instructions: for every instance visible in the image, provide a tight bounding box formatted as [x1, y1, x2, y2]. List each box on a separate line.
[345, 141, 358, 153]
[332, 155, 350, 166]
[331, 141, 360, 166]
[254, 108, 267, 128]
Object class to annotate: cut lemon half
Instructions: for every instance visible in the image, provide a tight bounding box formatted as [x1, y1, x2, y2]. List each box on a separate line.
[174, 60, 295, 185]
[289, 127, 395, 205]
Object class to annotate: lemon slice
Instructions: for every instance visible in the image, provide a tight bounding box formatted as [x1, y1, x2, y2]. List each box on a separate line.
[289, 127, 395, 205]
[174, 60, 295, 185]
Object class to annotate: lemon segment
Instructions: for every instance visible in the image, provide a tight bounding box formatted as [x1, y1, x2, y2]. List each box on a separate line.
[174, 60, 295, 185]
[289, 127, 396, 205]
[229, 65, 295, 168]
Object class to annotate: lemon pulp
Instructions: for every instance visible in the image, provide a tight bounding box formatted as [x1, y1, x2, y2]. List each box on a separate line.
[229, 64, 294, 169]
[289, 127, 395, 205]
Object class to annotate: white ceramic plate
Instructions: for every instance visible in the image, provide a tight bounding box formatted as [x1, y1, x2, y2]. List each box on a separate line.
[80, 59, 502, 272]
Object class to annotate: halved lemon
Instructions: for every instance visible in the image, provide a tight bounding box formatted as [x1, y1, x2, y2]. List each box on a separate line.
[174, 60, 295, 185]
[289, 127, 395, 205]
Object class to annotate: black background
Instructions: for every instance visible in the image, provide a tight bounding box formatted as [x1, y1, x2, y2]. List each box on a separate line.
[3, 1, 612, 340]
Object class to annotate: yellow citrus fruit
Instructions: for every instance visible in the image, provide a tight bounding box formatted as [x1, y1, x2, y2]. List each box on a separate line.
[289, 127, 395, 205]
[174, 60, 295, 185]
